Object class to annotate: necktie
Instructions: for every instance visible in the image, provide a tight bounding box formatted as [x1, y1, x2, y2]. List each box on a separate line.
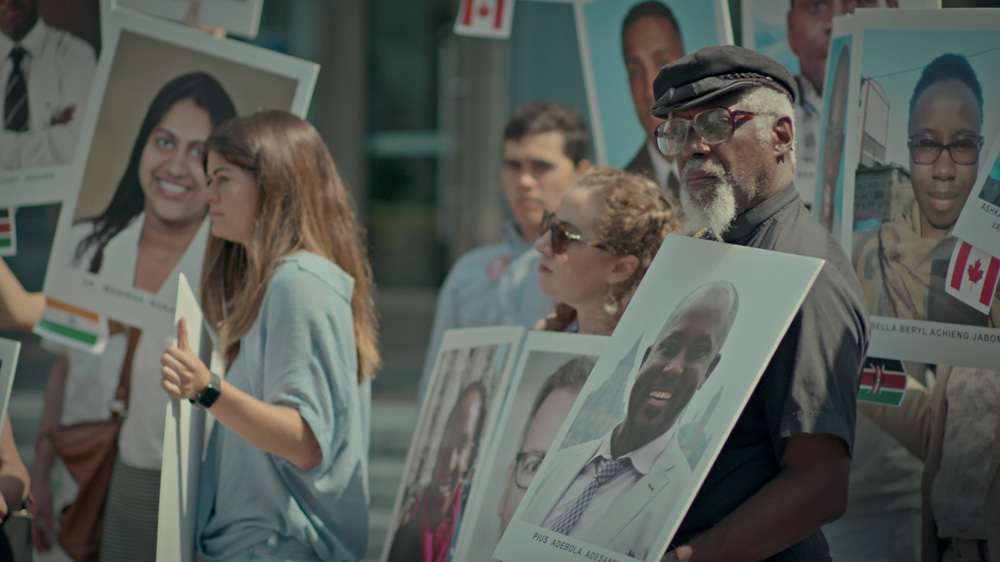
[550, 458, 625, 535]
[5, 47, 28, 132]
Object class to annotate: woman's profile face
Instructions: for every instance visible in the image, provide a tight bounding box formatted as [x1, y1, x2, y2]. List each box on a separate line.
[138, 98, 213, 225]
[204, 150, 261, 247]
[534, 187, 618, 311]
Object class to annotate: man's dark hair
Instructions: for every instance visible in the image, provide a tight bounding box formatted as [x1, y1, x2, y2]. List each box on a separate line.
[503, 102, 592, 165]
[621, 1, 683, 50]
[522, 357, 595, 447]
[908, 53, 984, 129]
[445, 380, 489, 475]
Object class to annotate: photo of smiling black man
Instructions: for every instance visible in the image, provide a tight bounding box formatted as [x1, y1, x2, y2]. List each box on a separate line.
[520, 281, 738, 560]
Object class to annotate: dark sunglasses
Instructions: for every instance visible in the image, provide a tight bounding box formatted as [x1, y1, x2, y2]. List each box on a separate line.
[539, 210, 609, 255]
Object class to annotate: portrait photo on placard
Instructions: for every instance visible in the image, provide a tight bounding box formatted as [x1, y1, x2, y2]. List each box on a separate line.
[0, 337, 20, 426]
[741, 0, 937, 206]
[848, 18, 1000, 368]
[43, 10, 316, 333]
[382, 327, 522, 562]
[115, 0, 264, 39]
[496, 236, 823, 562]
[578, 0, 731, 200]
[0, 0, 101, 206]
[451, 332, 606, 562]
[813, 34, 852, 240]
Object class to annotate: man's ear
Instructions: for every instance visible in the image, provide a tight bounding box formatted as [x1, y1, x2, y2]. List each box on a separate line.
[700, 353, 722, 388]
[607, 254, 640, 285]
[575, 158, 593, 175]
[773, 116, 794, 159]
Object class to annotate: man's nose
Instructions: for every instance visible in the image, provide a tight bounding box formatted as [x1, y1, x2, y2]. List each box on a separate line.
[534, 230, 552, 255]
[931, 148, 957, 182]
[664, 353, 685, 377]
[681, 126, 711, 160]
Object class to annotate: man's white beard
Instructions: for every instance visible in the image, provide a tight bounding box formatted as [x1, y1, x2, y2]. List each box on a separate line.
[680, 158, 737, 240]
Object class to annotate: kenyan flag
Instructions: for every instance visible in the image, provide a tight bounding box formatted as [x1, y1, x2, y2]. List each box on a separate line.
[857, 357, 907, 407]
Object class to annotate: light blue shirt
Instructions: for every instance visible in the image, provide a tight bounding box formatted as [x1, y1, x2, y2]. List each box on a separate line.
[197, 253, 371, 562]
[419, 220, 553, 398]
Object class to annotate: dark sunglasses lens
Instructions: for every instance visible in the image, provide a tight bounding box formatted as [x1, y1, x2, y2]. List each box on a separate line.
[554, 225, 570, 254]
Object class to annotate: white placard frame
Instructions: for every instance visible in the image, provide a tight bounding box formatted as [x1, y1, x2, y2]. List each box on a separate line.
[381, 326, 526, 562]
[452, 331, 608, 562]
[41, 9, 317, 336]
[115, 0, 264, 39]
[496, 235, 822, 562]
[840, 9, 1000, 368]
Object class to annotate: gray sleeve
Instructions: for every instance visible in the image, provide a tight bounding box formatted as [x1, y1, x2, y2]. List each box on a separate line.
[762, 263, 868, 457]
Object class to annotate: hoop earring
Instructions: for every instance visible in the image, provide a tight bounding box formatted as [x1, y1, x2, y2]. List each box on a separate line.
[603, 288, 619, 316]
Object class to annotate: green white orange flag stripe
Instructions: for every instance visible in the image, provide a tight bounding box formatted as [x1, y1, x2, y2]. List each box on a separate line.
[857, 358, 907, 407]
[0, 207, 15, 256]
[33, 298, 109, 354]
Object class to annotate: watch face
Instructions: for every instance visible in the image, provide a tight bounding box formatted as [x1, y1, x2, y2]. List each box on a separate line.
[197, 385, 221, 408]
[197, 373, 222, 408]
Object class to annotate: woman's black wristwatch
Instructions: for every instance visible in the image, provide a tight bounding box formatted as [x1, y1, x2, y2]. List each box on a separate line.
[190, 372, 222, 409]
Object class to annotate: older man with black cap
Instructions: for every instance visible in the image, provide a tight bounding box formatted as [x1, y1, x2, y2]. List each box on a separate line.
[650, 46, 869, 561]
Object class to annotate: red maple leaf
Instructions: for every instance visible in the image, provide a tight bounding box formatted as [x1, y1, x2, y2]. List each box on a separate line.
[479, 4, 491, 17]
[968, 258, 985, 284]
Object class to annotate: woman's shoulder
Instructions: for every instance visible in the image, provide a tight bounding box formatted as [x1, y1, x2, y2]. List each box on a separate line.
[270, 252, 355, 304]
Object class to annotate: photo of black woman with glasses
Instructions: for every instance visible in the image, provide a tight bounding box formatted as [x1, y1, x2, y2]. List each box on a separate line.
[853, 53, 998, 325]
[533, 167, 683, 336]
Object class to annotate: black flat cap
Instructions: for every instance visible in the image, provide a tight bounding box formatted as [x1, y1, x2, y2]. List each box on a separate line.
[651, 46, 797, 117]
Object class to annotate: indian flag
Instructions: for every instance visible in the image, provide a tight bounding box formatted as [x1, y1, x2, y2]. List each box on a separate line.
[857, 358, 907, 407]
[0, 208, 14, 256]
[33, 298, 108, 354]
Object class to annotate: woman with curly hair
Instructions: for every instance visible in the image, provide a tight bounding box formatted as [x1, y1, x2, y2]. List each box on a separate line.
[535, 167, 683, 335]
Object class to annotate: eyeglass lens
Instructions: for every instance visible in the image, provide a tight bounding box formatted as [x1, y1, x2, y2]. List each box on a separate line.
[909, 135, 983, 165]
[656, 108, 738, 156]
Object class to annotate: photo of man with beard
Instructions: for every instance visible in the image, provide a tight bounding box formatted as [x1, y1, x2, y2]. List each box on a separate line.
[387, 381, 488, 562]
[521, 281, 738, 560]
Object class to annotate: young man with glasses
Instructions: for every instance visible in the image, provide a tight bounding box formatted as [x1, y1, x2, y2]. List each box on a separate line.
[853, 53, 995, 325]
[419, 103, 592, 398]
[647, 46, 869, 562]
[496, 356, 595, 537]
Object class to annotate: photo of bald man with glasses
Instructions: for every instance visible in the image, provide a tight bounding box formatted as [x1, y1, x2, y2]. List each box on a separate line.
[853, 53, 999, 326]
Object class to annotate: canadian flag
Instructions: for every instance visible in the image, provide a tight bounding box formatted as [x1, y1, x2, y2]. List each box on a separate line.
[454, 0, 515, 39]
[946, 240, 1000, 314]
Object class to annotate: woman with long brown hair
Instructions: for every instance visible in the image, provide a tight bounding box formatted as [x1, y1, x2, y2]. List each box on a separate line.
[535, 167, 683, 335]
[160, 109, 379, 561]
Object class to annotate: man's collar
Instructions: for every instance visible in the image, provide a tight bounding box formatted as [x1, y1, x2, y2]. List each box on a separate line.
[0, 18, 45, 58]
[722, 185, 800, 243]
[502, 218, 532, 254]
[592, 424, 677, 476]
